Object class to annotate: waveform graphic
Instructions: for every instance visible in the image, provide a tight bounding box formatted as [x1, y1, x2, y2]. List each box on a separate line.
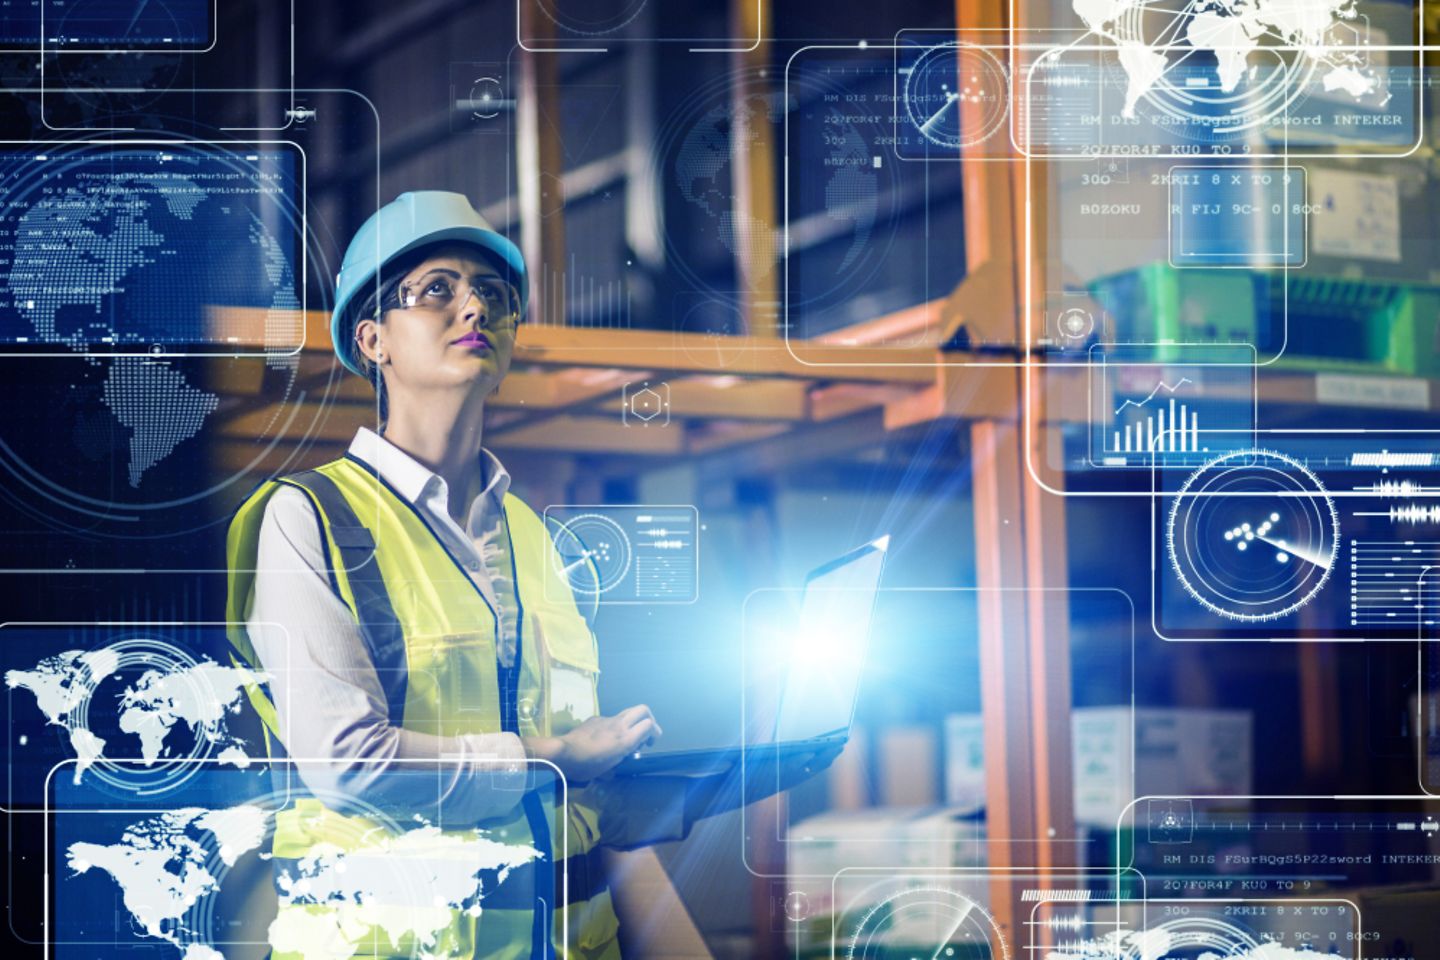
[1351, 452, 1435, 467]
[1040, 915, 1089, 932]
[1356, 480, 1440, 497]
[647, 540, 687, 549]
[1357, 504, 1440, 523]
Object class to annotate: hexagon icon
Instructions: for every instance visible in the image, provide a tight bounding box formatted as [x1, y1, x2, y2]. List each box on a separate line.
[629, 386, 665, 422]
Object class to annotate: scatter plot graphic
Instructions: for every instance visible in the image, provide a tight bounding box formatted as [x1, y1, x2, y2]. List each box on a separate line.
[1151, 435, 1440, 638]
[1166, 450, 1339, 621]
[549, 511, 633, 596]
[545, 505, 699, 603]
[897, 38, 1009, 155]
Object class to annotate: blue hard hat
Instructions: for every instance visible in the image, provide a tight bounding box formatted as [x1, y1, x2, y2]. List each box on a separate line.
[330, 190, 529, 376]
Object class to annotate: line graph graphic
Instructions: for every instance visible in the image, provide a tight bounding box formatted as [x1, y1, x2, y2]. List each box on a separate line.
[1114, 377, 1193, 416]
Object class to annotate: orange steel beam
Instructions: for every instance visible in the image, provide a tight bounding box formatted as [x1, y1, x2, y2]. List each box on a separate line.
[213, 307, 941, 383]
[883, 364, 1019, 428]
[1023, 449, 1077, 873]
[516, 4, 568, 328]
[970, 419, 1038, 951]
[1298, 643, 1343, 784]
[957, 0, 1077, 945]
[511, 326, 937, 381]
[485, 414, 688, 454]
[814, 298, 947, 348]
[730, 0, 780, 340]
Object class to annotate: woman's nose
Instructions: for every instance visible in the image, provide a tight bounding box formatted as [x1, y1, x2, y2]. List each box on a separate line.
[458, 287, 487, 325]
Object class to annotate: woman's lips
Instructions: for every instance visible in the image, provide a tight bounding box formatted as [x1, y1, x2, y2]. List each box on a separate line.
[451, 331, 492, 349]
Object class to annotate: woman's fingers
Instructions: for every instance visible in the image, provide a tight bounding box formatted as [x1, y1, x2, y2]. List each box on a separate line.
[615, 704, 662, 741]
[617, 704, 654, 727]
[621, 716, 659, 752]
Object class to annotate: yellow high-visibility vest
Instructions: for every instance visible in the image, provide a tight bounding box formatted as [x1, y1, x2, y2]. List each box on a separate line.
[225, 454, 621, 959]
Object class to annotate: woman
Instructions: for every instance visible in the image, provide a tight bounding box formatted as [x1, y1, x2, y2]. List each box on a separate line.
[225, 191, 701, 959]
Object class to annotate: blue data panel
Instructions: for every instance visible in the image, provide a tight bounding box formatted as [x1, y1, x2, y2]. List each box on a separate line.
[1018, 0, 1422, 156]
[0, 143, 304, 355]
[1154, 433, 1440, 639]
[1120, 796, 1436, 953]
[545, 505, 700, 604]
[2, 0, 212, 47]
[784, 46, 969, 344]
[1, 624, 285, 812]
[35, 762, 562, 956]
[1169, 166, 1306, 268]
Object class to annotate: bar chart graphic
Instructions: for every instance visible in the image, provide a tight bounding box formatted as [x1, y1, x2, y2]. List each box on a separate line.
[1087, 345, 1257, 469]
[1110, 383, 1205, 455]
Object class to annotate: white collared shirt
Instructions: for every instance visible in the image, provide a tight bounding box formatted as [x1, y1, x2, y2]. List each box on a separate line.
[245, 427, 529, 823]
[347, 426, 521, 667]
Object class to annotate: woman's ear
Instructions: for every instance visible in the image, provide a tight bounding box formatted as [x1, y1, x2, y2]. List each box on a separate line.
[354, 316, 384, 366]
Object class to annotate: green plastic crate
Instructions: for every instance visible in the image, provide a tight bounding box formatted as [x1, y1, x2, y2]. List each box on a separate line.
[1089, 263, 1440, 377]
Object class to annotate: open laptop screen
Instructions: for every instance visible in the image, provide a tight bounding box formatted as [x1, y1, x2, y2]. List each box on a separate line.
[773, 537, 887, 743]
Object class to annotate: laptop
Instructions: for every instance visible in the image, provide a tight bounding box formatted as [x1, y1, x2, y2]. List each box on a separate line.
[612, 535, 889, 777]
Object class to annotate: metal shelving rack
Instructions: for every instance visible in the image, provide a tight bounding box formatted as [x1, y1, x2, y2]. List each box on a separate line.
[208, 0, 1434, 951]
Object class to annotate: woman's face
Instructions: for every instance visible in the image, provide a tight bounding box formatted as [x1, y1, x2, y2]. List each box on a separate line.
[357, 244, 519, 400]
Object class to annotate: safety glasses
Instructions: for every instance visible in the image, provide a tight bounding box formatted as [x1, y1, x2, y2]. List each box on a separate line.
[384, 271, 523, 326]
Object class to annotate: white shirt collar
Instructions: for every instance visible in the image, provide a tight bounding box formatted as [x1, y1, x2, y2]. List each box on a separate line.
[347, 426, 512, 514]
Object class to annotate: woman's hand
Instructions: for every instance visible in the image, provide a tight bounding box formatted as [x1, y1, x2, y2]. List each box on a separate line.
[524, 705, 662, 783]
[682, 742, 845, 820]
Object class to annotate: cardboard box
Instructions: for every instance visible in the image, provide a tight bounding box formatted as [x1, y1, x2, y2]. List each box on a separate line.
[943, 714, 986, 810]
[1073, 707, 1252, 828]
[878, 726, 939, 807]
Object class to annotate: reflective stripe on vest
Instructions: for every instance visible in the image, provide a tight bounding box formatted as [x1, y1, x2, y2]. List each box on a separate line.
[225, 455, 619, 959]
[284, 467, 409, 726]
